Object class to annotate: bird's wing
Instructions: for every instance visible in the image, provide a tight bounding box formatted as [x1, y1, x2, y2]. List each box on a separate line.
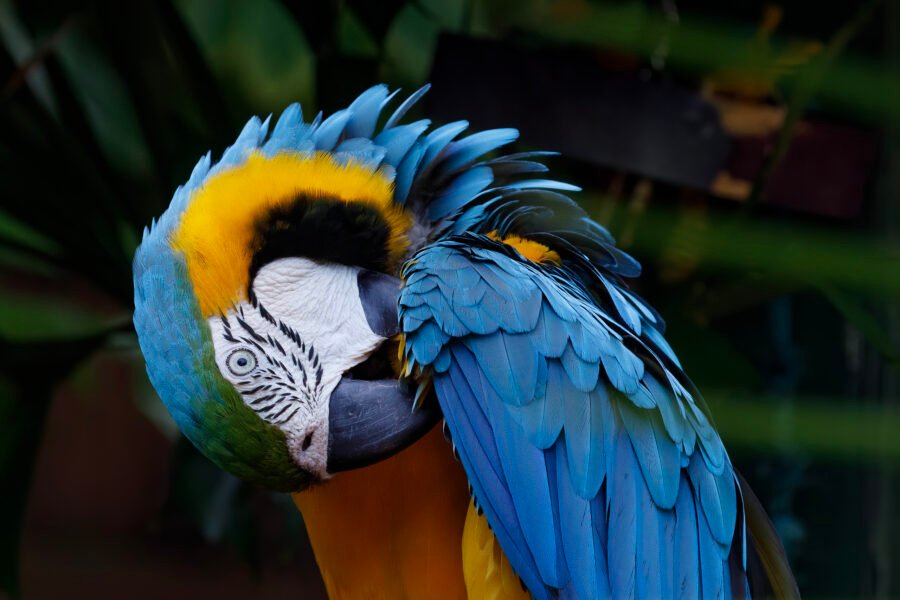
[400, 234, 749, 600]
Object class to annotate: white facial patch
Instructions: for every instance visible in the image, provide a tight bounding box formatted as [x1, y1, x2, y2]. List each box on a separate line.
[208, 257, 386, 479]
[251, 257, 386, 372]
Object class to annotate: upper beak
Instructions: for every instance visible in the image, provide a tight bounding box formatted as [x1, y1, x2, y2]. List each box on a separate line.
[357, 269, 401, 338]
[323, 269, 437, 473]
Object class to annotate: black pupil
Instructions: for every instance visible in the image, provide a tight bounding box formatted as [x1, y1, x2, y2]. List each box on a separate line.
[237, 357, 248, 367]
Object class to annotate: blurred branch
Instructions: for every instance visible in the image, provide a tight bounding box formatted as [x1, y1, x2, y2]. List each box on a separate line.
[0, 40, 137, 304]
[157, 0, 232, 150]
[94, 0, 197, 188]
[0, 12, 79, 103]
[519, 0, 899, 126]
[0, 209, 62, 255]
[744, 0, 883, 214]
[0, 237, 70, 276]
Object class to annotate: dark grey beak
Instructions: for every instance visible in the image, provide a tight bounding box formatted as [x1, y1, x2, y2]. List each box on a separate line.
[357, 270, 401, 338]
[326, 378, 440, 473]
[325, 271, 434, 472]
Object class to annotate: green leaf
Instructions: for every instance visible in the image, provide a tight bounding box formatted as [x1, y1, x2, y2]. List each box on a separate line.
[0, 291, 125, 343]
[176, 0, 315, 114]
[55, 29, 153, 178]
[337, 7, 380, 58]
[0, 209, 61, 256]
[383, 3, 440, 87]
[346, 0, 408, 45]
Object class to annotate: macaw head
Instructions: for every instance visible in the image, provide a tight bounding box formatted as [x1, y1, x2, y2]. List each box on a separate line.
[133, 86, 442, 491]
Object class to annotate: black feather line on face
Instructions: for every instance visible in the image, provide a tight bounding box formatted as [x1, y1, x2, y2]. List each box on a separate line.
[218, 298, 327, 430]
[248, 193, 392, 282]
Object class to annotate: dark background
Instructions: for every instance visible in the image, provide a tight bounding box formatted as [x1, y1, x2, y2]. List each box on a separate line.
[1, 0, 898, 598]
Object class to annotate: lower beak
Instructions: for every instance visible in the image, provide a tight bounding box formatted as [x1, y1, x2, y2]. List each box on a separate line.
[326, 377, 440, 473]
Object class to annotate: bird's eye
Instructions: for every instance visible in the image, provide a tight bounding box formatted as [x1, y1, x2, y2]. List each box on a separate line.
[226, 349, 257, 376]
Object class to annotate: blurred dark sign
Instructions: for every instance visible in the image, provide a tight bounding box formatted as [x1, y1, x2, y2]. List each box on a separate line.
[428, 34, 731, 189]
[428, 34, 878, 220]
[726, 121, 878, 219]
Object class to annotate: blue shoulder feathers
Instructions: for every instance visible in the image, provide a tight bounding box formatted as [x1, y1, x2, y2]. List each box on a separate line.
[401, 237, 748, 599]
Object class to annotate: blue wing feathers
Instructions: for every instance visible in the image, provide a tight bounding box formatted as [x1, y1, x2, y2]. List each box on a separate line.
[394, 142, 425, 204]
[333, 137, 386, 169]
[491, 402, 569, 587]
[440, 350, 553, 600]
[608, 431, 639, 598]
[618, 400, 681, 509]
[450, 279, 487, 306]
[564, 382, 612, 499]
[400, 239, 748, 599]
[451, 301, 502, 336]
[674, 477, 702, 599]
[437, 128, 519, 174]
[383, 84, 430, 130]
[557, 442, 611, 599]
[508, 365, 565, 449]
[636, 489, 665, 600]
[311, 109, 349, 151]
[409, 319, 448, 365]
[604, 279, 643, 335]
[343, 84, 389, 139]
[463, 334, 532, 405]
[567, 319, 606, 363]
[433, 302, 470, 337]
[501, 179, 582, 192]
[688, 453, 738, 549]
[644, 373, 687, 445]
[697, 491, 728, 600]
[481, 159, 550, 178]
[561, 343, 601, 392]
[628, 380, 658, 410]
[659, 500, 678, 600]
[428, 166, 494, 220]
[373, 120, 431, 167]
[600, 342, 644, 395]
[420, 120, 470, 170]
[532, 304, 570, 357]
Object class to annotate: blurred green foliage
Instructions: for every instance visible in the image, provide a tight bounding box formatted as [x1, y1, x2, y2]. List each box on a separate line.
[0, 0, 898, 597]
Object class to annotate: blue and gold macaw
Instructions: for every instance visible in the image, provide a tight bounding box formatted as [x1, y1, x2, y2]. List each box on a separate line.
[133, 85, 798, 599]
